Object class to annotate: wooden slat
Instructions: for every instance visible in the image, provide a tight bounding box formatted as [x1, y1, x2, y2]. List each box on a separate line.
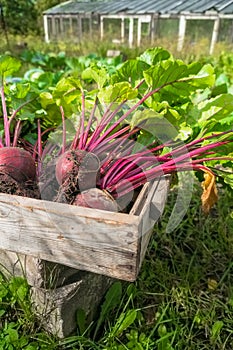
[129, 182, 150, 216]
[139, 176, 170, 267]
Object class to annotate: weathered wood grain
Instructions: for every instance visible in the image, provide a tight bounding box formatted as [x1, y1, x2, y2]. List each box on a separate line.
[139, 176, 170, 267]
[31, 272, 113, 337]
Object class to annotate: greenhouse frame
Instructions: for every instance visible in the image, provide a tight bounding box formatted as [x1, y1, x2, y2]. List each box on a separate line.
[43, 0, 233, 53]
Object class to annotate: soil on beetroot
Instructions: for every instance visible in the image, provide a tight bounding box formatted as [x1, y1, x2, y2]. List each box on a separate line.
[0, 173, 40, 199]
[54, 171, 82, 204]
[37, 156, 77, 204]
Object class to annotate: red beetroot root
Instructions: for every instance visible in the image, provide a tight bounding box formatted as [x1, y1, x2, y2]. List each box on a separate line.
[73, 188, 119, 212]
[54, 150, 101, 204]
[0, 147, 39, 198]
[0, 147, 37, 183]
[55, 149, 100, 186]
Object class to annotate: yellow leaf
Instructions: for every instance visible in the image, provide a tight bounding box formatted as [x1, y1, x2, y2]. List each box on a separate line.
[208, 278, 218, 290]
[201, 170, 218, 214]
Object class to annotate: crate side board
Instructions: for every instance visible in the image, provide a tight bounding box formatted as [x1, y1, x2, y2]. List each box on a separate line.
[138, 176, 170, 269]
[0, 193, 140, 281]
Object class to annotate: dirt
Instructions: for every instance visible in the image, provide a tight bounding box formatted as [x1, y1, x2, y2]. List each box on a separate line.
[54, 172, 79, 204]
[38, 158, 78, 205]
[0, 173, 40, 199]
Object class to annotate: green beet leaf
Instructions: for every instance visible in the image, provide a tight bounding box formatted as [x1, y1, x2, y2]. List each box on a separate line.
[139, 46, 171, 65]
[0, 55, 21, 84]
[81, 66, 108, 88]
[98, 81, 138, 104]
[111, 59, 150, 86]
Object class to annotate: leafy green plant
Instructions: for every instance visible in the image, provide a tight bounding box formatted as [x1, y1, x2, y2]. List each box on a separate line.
[19, 49, 123, 77]
[0, 272, 60, 349]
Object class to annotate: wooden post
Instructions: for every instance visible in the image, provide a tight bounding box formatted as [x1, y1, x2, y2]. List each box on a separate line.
[137, 18, 142, 46]
[69, 16, 73, 37]
[177, 15, 186, 51]
[231, 20, 233, 43]
[100, 16, 104, 40]
[51, 16, 56, 40]
[210, 17, 220, 54]
[78, 15, 82, 42]
[89, 15, 92, 38]
[43, 15, 49, 43]
[0, 250, 114, 338]
[129, 17, 134, 48]
[150, 14, 158, 44]
[121, 17, 125, 43]
[60, 16, 64, 39]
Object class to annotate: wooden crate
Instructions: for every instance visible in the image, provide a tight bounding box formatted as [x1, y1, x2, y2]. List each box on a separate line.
[0, 176, 169, 282]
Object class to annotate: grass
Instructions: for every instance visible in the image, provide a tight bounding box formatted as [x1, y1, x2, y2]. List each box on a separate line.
[134, 181, 233, 350]
[92, 181, 233, 350]
[1, 33, 233, 63]
[0, 180, 232, 349]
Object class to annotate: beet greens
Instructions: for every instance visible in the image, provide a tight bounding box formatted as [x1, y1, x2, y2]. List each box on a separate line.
[44, 48, 232, 212]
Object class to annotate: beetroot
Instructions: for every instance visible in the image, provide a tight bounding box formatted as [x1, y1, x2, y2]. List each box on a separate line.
[73, 188, 118, 212]
[55, 150, 75, 185]
[55, 149, 100, 191]
[0, 147, 37, 183]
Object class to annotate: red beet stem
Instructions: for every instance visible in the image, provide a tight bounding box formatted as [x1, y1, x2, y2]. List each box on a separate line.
[85, 99, 126, 150]
[0, 85, 10, 147]
[108, 163, 212, 198]
[60, 105, 66, 154]
[82, 97, 98, 149]
[12, 120, 22, 147]
[101, 135, 232, 197]
[78, 90, 86, 149]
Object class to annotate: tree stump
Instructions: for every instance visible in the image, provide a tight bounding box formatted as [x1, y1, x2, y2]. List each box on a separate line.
[0, 251, 114, 338]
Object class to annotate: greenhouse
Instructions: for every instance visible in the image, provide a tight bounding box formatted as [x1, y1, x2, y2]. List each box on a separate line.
[43, 0, 233, 53]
